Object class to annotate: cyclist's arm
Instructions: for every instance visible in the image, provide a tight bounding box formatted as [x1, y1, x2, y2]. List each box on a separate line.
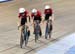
[27, 15, 31, 22]
[51, 8, 54, 22]
[42, 14, 46, 23]
[29, 16, 34, 26]
[17, 17, 21, 30]
[28, 16, 30, 22]
[52, 14, 54, 21]
[18, 13, 22, 26]
[49, 14, 54, 22]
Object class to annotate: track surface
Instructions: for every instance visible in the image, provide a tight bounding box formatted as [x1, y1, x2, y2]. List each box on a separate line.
[0, 0, 75, 54]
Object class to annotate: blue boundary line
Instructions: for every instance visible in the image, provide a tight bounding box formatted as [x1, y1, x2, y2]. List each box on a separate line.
[0, 0, 12, 3]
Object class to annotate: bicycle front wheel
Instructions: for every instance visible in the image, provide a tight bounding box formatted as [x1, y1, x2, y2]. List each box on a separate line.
[20, 34, 24, 48]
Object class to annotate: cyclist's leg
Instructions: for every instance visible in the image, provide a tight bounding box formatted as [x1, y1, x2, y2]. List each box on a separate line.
[33, 21, 35, 34]
[35, 32, 38, 42]
[45, 21, 48, 39]
[25, 27, 30, 46]
[39, 17, 42, 36]
[20, 18, 26, 47]
[23, 25, 28, 46]
[34, 20, 39, 42]
[34, 21, 37, 42]
[20, 25, 24, 48]
[49, 31, 52, 38]
[49, 23, 53, 38]
[24, 36, 28, 46]
[35, 29, 38, 42]
[39, 21, 42, 37]
[23, 22, 29, 46]
[28, 30, 30, 37]
[44, 14, 50, 39]
[39, 30, 42, 37]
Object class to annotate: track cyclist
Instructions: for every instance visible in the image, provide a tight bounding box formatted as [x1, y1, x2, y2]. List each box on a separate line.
[31, 8, 42, 37]
[43, 5, 54, 39]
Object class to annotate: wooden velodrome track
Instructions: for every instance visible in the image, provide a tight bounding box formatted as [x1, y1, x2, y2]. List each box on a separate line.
[0, 0, 75, 54]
